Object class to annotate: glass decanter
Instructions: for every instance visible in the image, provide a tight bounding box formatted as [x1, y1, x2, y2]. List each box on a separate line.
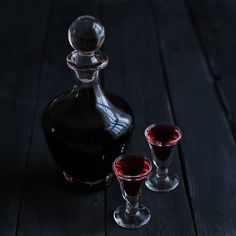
[42, 15, 134, 191]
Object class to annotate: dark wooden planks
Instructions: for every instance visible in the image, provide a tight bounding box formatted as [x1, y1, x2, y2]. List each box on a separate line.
[101, 1, 195, 235]
[152, 0, 236, 235]
[185, 0, 236, 137]
[16, 1, 105, 236]
[0, 0, 51, 235]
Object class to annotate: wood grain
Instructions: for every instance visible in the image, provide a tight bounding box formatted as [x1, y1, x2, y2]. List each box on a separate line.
[0, 0, 51, 235]
[153, 0, 236, 235]
[185, 0, 236, 139]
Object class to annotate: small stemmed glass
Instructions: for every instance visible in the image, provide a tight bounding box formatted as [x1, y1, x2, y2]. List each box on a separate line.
[113, 155, 152, 229]
[144, 123, 182, 192]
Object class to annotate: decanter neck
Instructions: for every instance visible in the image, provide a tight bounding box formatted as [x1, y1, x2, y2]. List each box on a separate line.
[73, 70, 100, 88]
[72, 70, 111, 109]
[72, 70, 106, 103]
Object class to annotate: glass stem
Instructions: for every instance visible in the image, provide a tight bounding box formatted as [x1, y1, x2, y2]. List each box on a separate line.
[125, 196, 139, 215]
[156, 166, 168, 180]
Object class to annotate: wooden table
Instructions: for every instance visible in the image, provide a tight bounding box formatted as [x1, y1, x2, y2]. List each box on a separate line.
[1, 0, 236, 235]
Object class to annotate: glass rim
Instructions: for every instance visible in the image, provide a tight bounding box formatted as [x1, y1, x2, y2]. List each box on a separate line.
[144, 123, 182, 147]
[112, 154, 152, 181]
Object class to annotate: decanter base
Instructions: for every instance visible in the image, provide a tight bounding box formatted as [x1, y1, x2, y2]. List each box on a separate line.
[63, 172, 113, 191]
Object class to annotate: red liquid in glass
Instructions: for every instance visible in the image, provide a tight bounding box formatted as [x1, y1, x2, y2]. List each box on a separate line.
[146, 124, 181, 161]
[114, 155, 151, 196]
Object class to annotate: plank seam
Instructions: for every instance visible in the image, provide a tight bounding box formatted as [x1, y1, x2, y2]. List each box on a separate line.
[104, 188, 107, 236]
[183, 0, 236, 144]
[98, 3, 107, 235]
[149, 0, 198, 234]
[158, 44, 198, 236]
[14, 1, 53, 235]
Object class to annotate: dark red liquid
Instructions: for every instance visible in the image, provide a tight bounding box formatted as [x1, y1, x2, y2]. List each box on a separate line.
[114, 155, 151, 196]
[42, 90, 134, 191]
[146, 124, 181, 161]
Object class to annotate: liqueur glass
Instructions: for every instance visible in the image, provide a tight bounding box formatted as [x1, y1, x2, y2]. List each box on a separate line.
[144, 123, 182, 192]
[113, 155, 152, 229]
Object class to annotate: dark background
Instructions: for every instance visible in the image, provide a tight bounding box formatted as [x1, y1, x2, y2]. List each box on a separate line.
[0, 0, 236, 235]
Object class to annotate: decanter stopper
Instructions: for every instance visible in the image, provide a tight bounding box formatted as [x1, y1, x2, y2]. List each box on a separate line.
[68, 15, 105, 53]
[67, 15, 108, 82]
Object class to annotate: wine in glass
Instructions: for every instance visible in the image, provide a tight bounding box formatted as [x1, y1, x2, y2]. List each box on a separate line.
[144, 123, 182, 192]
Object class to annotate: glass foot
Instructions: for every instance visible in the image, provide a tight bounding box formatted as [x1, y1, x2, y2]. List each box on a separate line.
[113, 205, 151, 229]
[145, 172, 179, 192]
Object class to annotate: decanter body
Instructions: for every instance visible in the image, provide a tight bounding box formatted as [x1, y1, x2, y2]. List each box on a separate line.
[42, 16, 134, 191]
